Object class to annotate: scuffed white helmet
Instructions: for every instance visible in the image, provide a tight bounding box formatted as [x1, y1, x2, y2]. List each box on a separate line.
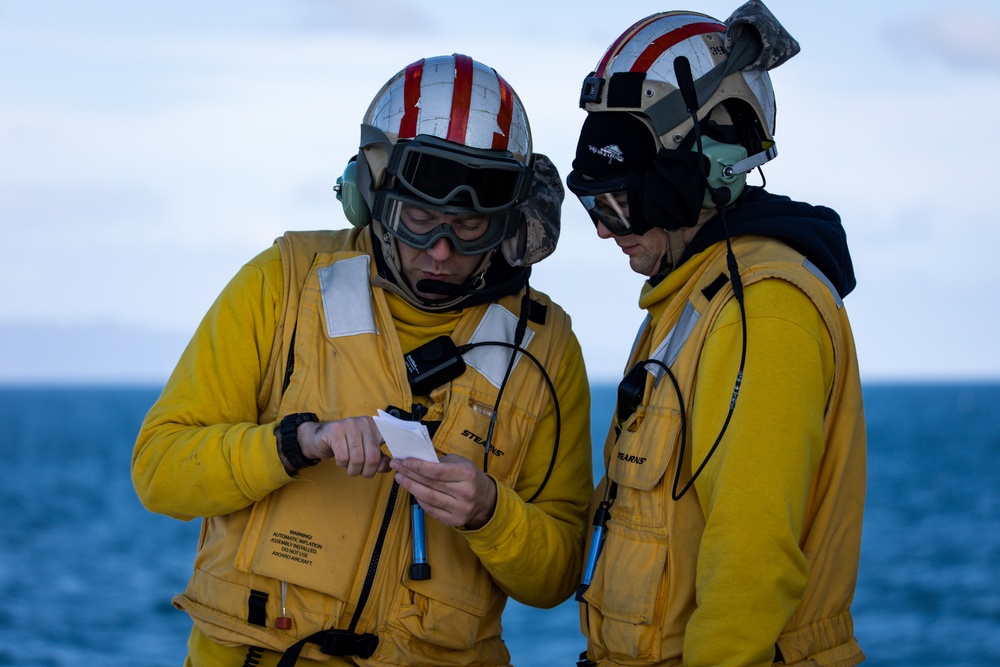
[352, 54, 538, 311]
[357, 54, 532, 210]
[579, 11, 776, 154]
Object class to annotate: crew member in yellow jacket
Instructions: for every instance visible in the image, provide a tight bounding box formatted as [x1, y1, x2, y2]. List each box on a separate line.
[565, 4, 866, 666]
[132, 54, 593, 666]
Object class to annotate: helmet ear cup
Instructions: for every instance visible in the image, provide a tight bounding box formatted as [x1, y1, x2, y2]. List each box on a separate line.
[698, 137, 748, 208]
[335, 158, 371, 227]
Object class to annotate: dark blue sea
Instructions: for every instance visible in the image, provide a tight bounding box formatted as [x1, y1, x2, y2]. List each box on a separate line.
[1, 383, 999, 666]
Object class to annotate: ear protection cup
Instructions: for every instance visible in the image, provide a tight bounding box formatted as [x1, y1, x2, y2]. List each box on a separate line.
[335, 158, 372, 228]
[697, 137, 748, 208]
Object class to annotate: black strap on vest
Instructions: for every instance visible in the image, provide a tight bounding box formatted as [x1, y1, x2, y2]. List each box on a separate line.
[280, 252, 318, 396]
[701, 272, 731, 302]
[247, 590, 269, 627]
[280, 324, 298, 395]
[274, 629, 379, 666]
[385, 404, 440, 439]
[528, 297, 547, 325]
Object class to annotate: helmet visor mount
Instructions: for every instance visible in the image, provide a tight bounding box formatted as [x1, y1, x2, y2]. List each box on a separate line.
[374, 191, 517, 256]
[386, 136, 530, 213]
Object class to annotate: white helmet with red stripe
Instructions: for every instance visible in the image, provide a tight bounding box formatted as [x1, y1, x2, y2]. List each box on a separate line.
[350, 54, 536, 310]
[367, 54, 531, 165]
[356, 54, 532, 218]
[579, 11, 776, 157]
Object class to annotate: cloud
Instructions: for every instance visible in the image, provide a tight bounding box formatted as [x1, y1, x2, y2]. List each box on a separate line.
[903, 8, 1000, 72]
[291, 0, 432, 34]
[0, 181, 169, 231]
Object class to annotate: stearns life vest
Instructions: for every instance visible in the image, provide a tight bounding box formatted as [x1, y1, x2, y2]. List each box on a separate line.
[174, 228, 573, 665]
[581, 236, 866, 667]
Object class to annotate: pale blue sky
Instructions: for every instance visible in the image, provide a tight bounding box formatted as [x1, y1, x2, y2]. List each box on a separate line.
[2, 0, 998, 383]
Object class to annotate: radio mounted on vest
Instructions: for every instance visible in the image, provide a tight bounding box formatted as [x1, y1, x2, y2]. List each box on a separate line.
[404, 336, 468, 395]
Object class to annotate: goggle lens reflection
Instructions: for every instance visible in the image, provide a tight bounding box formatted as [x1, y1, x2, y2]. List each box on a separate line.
[580, 191, 634, 236]
[387, 138, 529, 213]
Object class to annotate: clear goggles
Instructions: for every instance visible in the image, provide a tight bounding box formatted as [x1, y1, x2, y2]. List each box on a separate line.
[566, 170, 635, 236]
[385, 136, 530, 213]
[373, 191, 517, 256]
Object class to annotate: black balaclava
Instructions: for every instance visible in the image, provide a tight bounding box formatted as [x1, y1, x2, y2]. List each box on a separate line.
[571, 111, 706, 234]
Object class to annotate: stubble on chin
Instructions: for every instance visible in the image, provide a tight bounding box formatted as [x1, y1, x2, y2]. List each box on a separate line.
[629, 253, 659, 277]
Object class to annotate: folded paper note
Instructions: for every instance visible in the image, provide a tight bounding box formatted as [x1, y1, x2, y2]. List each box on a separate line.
[372, 409, 439, 463]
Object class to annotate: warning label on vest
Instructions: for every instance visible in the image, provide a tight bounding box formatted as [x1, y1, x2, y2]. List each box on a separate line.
[269, 529, 324, 566]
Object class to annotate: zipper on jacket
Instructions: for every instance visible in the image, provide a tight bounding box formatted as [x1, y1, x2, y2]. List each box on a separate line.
[346, 479, 401, 633]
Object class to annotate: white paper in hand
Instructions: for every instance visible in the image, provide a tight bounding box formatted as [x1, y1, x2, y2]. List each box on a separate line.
[373, 409, 439, 462]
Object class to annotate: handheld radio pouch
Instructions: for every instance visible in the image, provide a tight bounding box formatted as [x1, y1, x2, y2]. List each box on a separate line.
[404, 336, 467, 395]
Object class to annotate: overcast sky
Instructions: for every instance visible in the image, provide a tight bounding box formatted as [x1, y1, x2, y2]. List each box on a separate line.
[2, 0, 998, 384]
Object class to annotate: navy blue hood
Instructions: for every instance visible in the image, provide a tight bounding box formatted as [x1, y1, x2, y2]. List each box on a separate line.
[679, 187, 857, 298]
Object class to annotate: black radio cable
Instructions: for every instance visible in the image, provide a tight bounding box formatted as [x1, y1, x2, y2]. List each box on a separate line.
[457, 339, 560, 504]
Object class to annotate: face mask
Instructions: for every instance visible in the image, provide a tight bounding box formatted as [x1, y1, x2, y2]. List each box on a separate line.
[629, 148, 706, 232]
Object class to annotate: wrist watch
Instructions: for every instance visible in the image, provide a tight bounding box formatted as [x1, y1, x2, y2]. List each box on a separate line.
[277, 412, 320, 470]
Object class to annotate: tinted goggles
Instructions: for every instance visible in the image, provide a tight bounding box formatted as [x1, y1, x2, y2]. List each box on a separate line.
[566, 169, 636, 236]
[373, 191, 517, 256]
[386, 137, 530, 213]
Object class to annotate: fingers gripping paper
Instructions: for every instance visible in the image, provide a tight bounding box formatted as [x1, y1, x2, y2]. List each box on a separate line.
[373, 409, 439, 462]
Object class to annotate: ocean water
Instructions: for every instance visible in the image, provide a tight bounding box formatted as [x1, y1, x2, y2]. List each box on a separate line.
[1, 383, 998, 666]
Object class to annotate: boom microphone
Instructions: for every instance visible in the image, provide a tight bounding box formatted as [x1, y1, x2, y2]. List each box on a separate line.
[415, 279, 468, 297]
[673, 56, 700, 113]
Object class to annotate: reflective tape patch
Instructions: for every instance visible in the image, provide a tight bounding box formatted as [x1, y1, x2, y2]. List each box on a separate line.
[804, 258, 843, 309]
[648, 300, 700, 383]
[318, 255, 378, 338]
[464, 303, 535, 389]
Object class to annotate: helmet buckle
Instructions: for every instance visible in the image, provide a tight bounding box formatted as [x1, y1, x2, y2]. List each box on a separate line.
[579, 75, 604, 107]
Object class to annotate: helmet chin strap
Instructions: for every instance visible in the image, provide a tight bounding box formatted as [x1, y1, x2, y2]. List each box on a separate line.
[656, 205, 719, 275]
[658, 228, 694, 275]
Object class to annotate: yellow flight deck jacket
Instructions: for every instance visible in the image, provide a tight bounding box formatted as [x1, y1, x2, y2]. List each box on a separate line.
[133, 228, 593, 665]
[580, 236, 866, 667]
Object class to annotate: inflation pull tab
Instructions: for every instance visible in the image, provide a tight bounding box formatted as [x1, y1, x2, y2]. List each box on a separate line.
[275, 581, 292, 630]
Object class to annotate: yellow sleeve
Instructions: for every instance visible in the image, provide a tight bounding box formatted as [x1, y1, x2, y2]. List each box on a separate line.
[131, 245, 292, 521]
[464, 332, 594, 608]
[684, 278, 834, 667]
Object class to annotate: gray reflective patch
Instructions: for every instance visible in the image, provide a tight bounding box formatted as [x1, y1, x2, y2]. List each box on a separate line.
[804, 258, 843, 309]
[464, 304, 535, 389]
[648, 301, 701, 384]
[318, 255, 378, 337]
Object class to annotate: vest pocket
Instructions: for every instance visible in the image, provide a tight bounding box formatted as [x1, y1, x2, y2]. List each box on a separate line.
[607, 405, 680, 528]
[233, 470, 387, 605]
[390, 519, 496, 651]
[582, 522, 667, 661]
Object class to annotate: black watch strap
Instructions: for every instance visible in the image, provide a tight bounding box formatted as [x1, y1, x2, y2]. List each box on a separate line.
[278, 412, 320, 470]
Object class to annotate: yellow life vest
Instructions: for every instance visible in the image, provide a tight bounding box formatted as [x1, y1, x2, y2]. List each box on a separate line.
[174, 228, 573, 665]
[581, 236, 866, 667]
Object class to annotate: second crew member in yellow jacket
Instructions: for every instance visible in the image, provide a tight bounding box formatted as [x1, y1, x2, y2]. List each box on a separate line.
[566, 3, 866, 666]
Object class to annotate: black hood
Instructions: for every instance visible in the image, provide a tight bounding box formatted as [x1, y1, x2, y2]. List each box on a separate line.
[679, 187, 857, 298]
